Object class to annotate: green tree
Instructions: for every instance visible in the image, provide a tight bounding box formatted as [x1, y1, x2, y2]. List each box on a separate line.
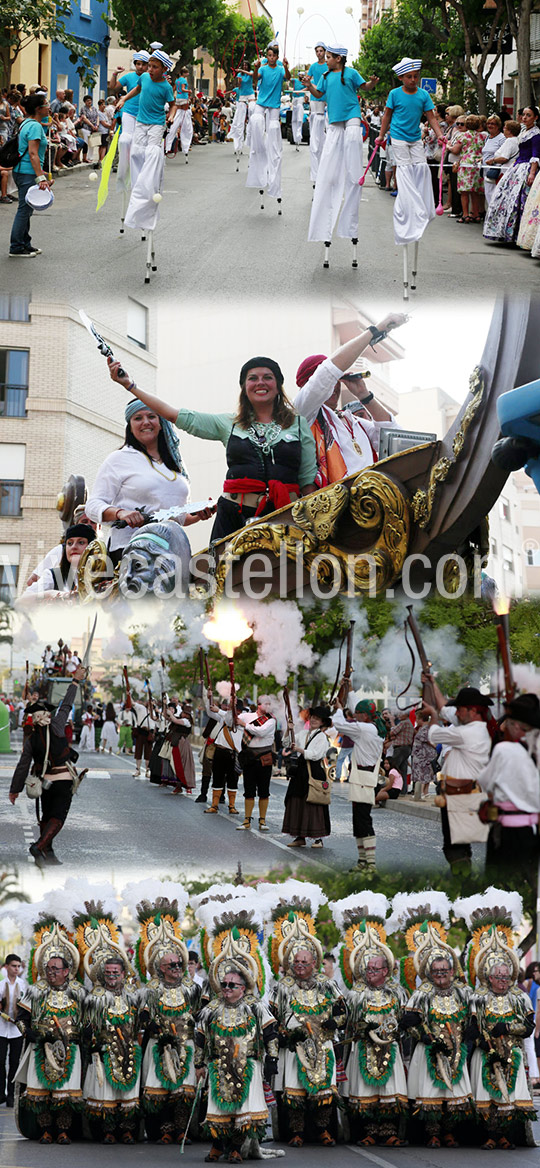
[355, 8, 449, 99]
[1, 0, 102, 89]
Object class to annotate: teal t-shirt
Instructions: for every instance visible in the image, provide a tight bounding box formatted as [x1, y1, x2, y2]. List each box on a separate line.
[237, 71, 254, 97]
[309, 60, 327, 101]
[119, 71, 141, 117]
[292, 77, 304, 94]
[15, 119, 47, 174]
[316, 66, 365, 123]
[175, 77, 189, 101]
[385, 86, 434, 142]
[257, 62, 286, 109]
[137, 71, 174, 125]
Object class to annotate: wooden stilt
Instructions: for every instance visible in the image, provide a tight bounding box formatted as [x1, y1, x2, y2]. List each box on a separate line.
[402, 245, 409, 301]
[145, 230, 155, 284]
[411, 241, 419, 291]
[277, 197, 282, 216]
[259, 188, 264, 209]
[351, 237, 358, 269]
[120, 190, 128, 234]
[323, 241, 331, 269]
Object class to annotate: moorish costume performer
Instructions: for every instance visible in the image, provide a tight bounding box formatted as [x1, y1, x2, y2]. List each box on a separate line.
[305, 46, 379, 262]
[107, 355, 318, 543]
[332, 892, 408, 1147]
[111, 51, 149, 194]
[195, 897, 278, 1162]
[127, 883, 200, 1143]
[454, 889, 536, 1149]
[78, 904, 142, 1144]
[246, 44, 291, 210]
[484, 107, 540, 244]
[116, 50, 176, 233]
[395, 892, 473, 1149]
[267, 885, 346, 1146]
[14, 912, 85, 1144]
[9, 663, 87, 865]
[307, 42, 328, 183]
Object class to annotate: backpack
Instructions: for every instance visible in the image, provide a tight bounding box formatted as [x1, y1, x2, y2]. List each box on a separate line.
[0, 119, 31, 168]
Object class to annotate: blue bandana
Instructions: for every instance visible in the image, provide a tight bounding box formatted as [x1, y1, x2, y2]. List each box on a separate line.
[125, 398, 189, 480]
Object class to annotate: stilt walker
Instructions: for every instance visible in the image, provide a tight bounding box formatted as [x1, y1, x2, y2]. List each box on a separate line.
[246, 43, 291, 213]
[116, 49, 176, 282]
[289, 75, 306, 149]
[110, 51, 149, 232]
[307, 42, 328, 185]
[305, 46, 379, 268]
[229, 65, 256, 166]
[375, 58, 445, 299]
[165, 68, 193, 162]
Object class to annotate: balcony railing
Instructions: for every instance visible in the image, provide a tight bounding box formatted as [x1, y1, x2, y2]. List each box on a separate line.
[0, 384, 28, 417]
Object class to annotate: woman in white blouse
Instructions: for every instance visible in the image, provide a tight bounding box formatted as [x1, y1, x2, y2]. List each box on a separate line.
[282, 705, 333, 848]
[86, 398, 212, 565]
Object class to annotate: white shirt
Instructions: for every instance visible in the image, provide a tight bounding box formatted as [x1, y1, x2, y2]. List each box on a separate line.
[86, 446, 190, 553]
[0, 976, 25, 1039]
[476, 739, 540, 814]
[296, 725, 330, 760]
[238, 711, 276, 750]
[332, 710, 382, 767]
[294, 358, 396, 478]
[427, 707, 491, 779]
[496, 136, 519, 170]
[204, 699, 244, 751]
[32, 544, 62, 579]
[131, 700, 156, 731]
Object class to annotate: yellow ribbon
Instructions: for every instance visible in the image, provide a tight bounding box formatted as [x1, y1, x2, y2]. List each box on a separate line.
[96, 126, 121, 211]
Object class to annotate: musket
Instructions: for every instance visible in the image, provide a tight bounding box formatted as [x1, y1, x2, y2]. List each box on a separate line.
[23, 660, 29, 701]
[200, 648, 213, 705]
[123, 665, 133, 711]
[283, 684, 296, 749]
[493, 609, 516, 704]
[82, 613, 98, 670]
[228, 655, 237, 728]
[404, 606, 438, 709]
[333, 621, 355, 707]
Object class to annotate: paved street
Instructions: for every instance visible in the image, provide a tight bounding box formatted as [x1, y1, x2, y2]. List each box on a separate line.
[2, 144, 537, 299]
[0, 742, 486, 887]
[0, 1105, 538, 1166]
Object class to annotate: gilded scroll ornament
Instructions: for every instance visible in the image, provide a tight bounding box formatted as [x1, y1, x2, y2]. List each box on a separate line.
[411, 366, 485, 528]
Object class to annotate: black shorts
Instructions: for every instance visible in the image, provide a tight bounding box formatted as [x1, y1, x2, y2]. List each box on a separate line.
[212, 747, 238, 790]
[243, 757, 272, 799]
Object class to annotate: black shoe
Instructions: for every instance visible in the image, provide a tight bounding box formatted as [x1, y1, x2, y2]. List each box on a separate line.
[5, 1098, 13, 1108]
[195, 794, 207, 803]
[45, 848, 63, 865]
[29, 843, 46, 867]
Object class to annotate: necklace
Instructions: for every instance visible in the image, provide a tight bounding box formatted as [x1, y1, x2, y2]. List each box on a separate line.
[146, 455, 177, 482]
[247, 420, 283, 461]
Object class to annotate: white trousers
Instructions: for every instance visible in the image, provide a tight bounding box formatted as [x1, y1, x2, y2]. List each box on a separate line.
[125, 121, 165, 232]
[309, 103, 326, 180]
[291, 97, 304, 145]
[230, 98, 254, 153]
[308, 118, 363, 242]
[117, 111, 136, 193]
[165, 106, 193, 155]
[392, 138, 435, 245]
[246, 105, 282, 198]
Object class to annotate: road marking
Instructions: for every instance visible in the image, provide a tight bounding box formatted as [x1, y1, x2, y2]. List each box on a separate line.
[346, 1144, 401, 1168]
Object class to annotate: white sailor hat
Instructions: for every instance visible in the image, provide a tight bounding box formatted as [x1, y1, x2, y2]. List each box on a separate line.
[393, 57, 422, 75]
[266, 40, 279, 51]
[133, 50, 150, 62]
[326, 44, 348, 56]
[149, 41, 164, 50]
[149, 48, 173, 70]
[314, 40, 327, 49]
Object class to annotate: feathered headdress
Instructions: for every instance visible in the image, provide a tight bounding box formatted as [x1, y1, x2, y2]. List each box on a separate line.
[65, 880, 134, 984]
[258, 880, 326, 977]
[331, 892, 391, 988]
[14, 892, 79, 984]
[122, 880, 189, 982]
[454, 888, 523, 987]
[195, 890, 266, 995]
[389, 891, 454, 992]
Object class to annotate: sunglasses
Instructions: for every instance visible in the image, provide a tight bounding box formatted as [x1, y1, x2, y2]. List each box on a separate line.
[165, 962, 183, 969]
[221, 980, 242, 990]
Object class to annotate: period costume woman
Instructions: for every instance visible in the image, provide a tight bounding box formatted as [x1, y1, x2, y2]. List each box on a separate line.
[483, 108, 540, 243]
[282, 705, 332, 849]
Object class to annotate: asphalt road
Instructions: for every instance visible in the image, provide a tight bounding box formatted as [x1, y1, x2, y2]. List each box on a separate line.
[2, 143, 537, 299]
[0, 742, 486, 888]
[0, 1106, 538, 1166]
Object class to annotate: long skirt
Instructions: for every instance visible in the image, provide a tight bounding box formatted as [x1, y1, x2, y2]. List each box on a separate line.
[165, 106, 193, 156]
[470, 1046, 534, 1123]
[308, 118, 363, 241]
[483, 161, 533, 243]
[79, 724, 95, 751]
[276, 1043, 336, 1099]
[309, 103, 326, 180]
[282, 795, 330, 839]
[101, 721, 119, 751]
[246, 105, 282, 198]
[142, 1038, 196, 1097]
[206, 1059, 268, 1134]
[517, 169, 540, 250]
[83, 1051, 140, 1112]
[117, 111, 136, 193]
[407, 1044, 472, 1110]
[125, 121, 165, 232]
[15, 1042, 83, 1109]
[291, 97, 304, 146]
[392, 139, 435, 245]
[343, 1040, 407, 1111]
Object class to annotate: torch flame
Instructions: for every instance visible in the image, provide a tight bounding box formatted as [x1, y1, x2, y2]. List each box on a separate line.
[203, 607, 253, 658]
[493, 594, 511, 617]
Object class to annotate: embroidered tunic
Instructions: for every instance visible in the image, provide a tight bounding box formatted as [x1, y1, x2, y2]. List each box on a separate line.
[271, 973, 346, 1103]
[343, 981, 408, 1114]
